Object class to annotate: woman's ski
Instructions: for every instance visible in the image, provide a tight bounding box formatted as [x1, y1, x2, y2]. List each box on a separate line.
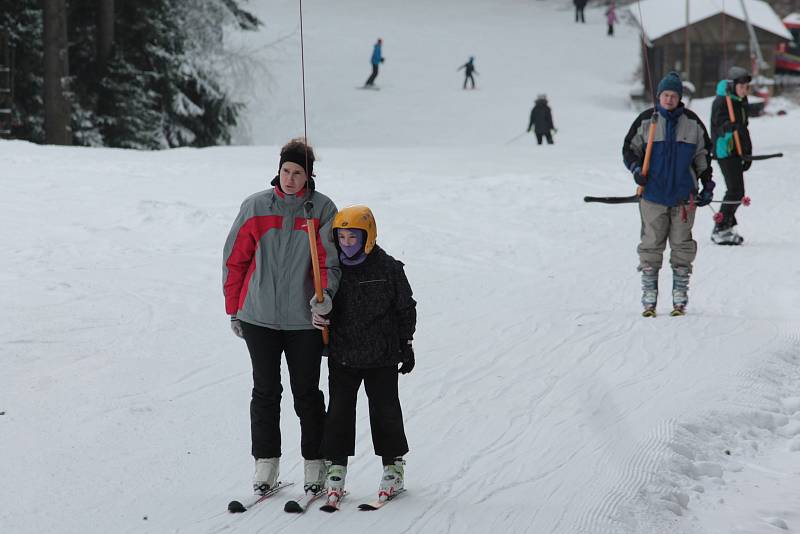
[227, 482, 294, 513]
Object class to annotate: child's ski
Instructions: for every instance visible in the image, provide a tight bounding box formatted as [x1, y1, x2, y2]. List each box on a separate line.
[284, 489, 324, 514]
[358, 489, 406, 511]
[319, 491, 347, 513]
[227, 482, 294, 513]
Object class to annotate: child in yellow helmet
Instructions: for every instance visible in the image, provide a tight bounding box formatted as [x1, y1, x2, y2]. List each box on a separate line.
[310, 205, 417, 508]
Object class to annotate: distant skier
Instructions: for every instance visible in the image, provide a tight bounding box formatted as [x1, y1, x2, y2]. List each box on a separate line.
[311, 205, 416, 508]
[606, 1, 617, 36]
[364, 38, 384, 88]
[574, 0, 587, 23]
[709, 66, 753, 245]
[458, 56, 478, 89]
[223, 138, 340, 497]
[527, 95, 556, 145]
[622, 71, 715, 317]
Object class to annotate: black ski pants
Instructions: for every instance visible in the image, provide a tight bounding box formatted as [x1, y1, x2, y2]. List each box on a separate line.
[463, 73, 475, 89]
[241, 322, 325, 460]
[323, 361, 409, 461]
[536, 132, 554, 145]
[365, 64, 379, 86]
[718, 156, 745, 229]
[575, 7, 585, 23]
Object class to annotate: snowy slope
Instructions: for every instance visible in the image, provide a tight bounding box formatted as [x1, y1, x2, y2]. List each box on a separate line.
[2, 1, 800, 533]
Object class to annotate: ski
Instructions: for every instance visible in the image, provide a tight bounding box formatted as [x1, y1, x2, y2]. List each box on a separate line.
[641, 308, 656, 318]
[358, 489, 406, 511]
[284, 489, 325, 514]
[670, 307, 686, 317]
[227, 482, 294, 513]
[319, 491, 347, 513]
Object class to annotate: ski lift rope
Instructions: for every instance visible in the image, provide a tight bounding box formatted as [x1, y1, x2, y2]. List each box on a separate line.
[636, 0, 658, 109]
[298, 0, 311, 175]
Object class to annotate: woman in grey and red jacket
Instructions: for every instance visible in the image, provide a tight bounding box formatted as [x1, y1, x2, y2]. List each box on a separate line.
[222, 138, 340, 497]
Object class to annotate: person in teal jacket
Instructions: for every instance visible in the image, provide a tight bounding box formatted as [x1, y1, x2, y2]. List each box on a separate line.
[709, 66, 753, 245]
[364, 38, 384, 87]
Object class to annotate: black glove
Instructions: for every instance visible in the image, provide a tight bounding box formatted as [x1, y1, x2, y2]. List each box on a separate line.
[742, 159, 752, 172]
[398, 342, 415, 375]
[631, 165, 647, 186]
[380, 58, 385, 63]
[696, 180, 715, 207]
[722, 121, 736, 133]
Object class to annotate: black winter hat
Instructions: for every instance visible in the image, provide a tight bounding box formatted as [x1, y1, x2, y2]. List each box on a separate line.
[727, 66, 752, 84]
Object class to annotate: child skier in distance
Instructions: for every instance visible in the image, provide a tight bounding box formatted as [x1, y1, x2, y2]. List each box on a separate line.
[310, 205, 416, 507]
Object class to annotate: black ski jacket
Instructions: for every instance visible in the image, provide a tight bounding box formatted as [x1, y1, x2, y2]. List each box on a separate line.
[528, 100, 554, 134]
[710, 87, 752, 159]
[328, 246, 416, 369]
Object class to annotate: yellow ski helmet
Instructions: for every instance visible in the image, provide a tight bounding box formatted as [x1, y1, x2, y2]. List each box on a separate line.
[332, 205, 377, 254]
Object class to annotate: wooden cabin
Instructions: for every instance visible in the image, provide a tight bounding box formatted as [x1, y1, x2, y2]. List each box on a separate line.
[629, 0, 792, 98]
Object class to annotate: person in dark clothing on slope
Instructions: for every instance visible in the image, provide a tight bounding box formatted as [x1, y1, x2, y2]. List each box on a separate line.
[458, 56, 479, 89]
[311, 205, 416, 507]
[528, 95, 556, 145]
[709, 66, 754, 245]
[364, 38, 384, 87]
[575, 0, 588, 23]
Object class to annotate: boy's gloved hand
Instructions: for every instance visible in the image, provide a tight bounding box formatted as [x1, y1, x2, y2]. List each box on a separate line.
[398, 341, 415, 375]
[742, 159, 752, 171]
[696, 180, 715, 207]
[309, 292, 332, 315]
[631, 165, 647, 186]
[311, 312, 330, 331]
[231, 316, 244, 338]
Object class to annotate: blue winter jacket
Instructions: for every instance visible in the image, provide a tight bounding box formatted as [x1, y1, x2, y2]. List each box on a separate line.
[371, 43, 383, 65]
[622, 103, 713, 207]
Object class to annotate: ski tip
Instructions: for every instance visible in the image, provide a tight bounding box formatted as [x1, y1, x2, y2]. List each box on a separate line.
[319, 504, 339, 513]
[284, 500, 303, 513]
[358, 503, 379, 511]
[228, 500, 246, 513]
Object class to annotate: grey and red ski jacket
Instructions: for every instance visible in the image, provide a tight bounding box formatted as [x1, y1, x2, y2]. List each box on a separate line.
[223, 186, 340, 330]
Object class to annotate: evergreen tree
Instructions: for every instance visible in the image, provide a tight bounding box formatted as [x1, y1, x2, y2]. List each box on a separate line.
[0, 0, 45, 142]
[0, 0, 261, 148]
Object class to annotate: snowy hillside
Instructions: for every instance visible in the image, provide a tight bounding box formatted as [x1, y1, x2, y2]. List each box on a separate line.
[2, 1, 800, 533]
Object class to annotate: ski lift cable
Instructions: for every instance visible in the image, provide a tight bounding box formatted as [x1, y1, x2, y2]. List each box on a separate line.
[299, 0, 310, 171]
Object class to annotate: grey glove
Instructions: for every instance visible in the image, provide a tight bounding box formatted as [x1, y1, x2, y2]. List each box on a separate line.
[309, 292, 333, 315]
[311, 312, 330, 331]
[230, 316, 244, 339]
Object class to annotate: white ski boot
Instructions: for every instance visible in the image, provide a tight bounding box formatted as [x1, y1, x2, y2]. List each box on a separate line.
[671, 266, 690, 316]
[253, 457, 279, 495]
[378, 457, 405, 499]
[640, 265, 658, 317]
[324, 464, 347, 504]
[304, 459, 326, 495]
[711, 226, 743, 245]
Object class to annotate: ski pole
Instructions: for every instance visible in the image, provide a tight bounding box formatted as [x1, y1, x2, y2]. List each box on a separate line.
[303, 201, 329, 345]
[504, 132, 527, 145]
[725, 92, 744, 157]
[743, 152, 782, 161]
[584, 195, 640, 204]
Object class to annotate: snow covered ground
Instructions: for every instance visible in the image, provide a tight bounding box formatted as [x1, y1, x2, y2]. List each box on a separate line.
[2, 1, 800, 533]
